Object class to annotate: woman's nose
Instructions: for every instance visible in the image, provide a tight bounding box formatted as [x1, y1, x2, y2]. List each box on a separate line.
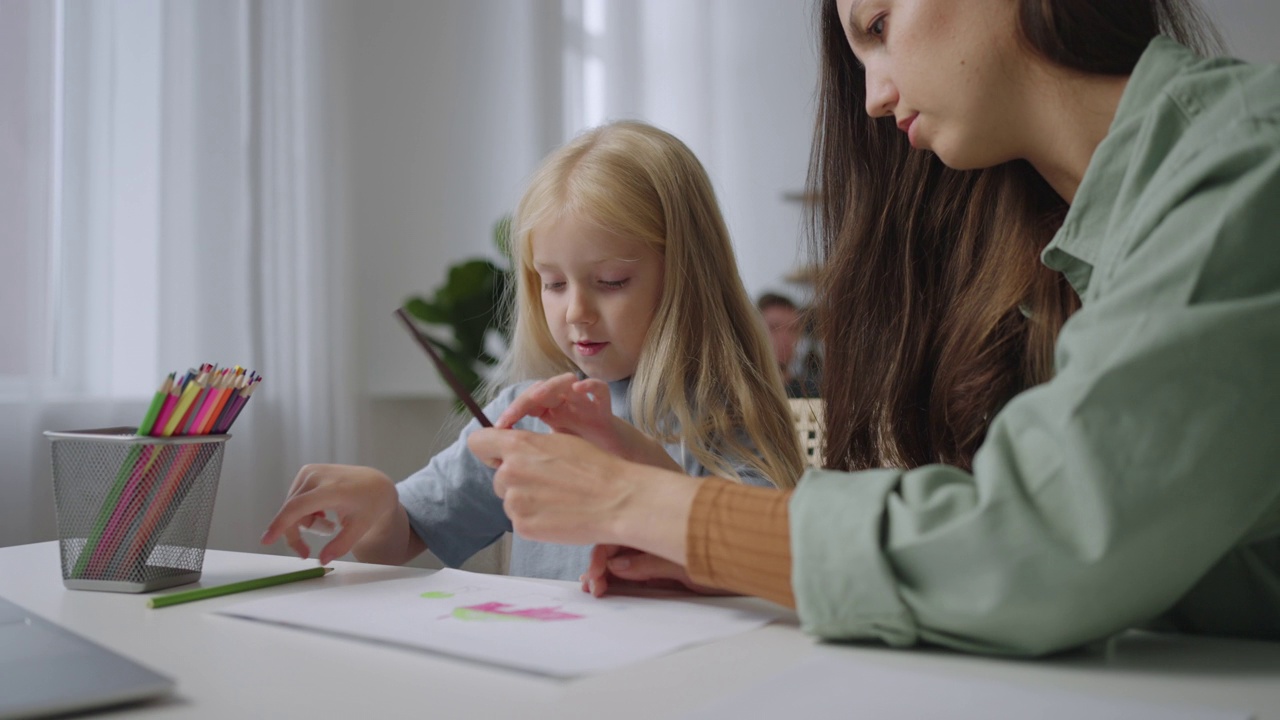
[863, 61, 898, 119]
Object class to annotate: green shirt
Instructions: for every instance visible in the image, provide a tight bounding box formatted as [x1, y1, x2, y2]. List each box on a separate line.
[791, 37, 1280, 656]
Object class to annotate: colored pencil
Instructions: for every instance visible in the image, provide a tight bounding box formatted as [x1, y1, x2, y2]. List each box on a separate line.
[394, 308, 492, 427]
[216, 375, 260, 433]
[148, 380, 183, 438]
[147, 567, 332, 608]
[73, 364, 263, 581]
[162, 378, 204, 437]
[137, 375, 173, 436]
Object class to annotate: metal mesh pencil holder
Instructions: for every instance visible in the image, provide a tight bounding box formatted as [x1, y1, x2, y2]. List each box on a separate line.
[45, 427, 231, 593]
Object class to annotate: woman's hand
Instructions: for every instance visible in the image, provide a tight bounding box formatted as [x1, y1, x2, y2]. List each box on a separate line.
[260, 464, 404, 565]
[494, 373, 682, 472]
[580, 544, 733, 598]
[467, 428, 703, 561]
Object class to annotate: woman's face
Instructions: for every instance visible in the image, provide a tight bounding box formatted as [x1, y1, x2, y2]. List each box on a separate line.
[836, 0, 1028, 169]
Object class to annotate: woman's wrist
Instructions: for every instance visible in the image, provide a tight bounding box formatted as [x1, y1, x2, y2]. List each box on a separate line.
[607, 463, 705, 566]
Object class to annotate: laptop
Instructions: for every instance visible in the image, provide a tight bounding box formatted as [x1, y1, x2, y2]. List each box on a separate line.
[0, 595, 173, 719]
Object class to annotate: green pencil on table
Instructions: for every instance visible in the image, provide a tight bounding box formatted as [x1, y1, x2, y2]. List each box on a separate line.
[147, 567, 332, 609]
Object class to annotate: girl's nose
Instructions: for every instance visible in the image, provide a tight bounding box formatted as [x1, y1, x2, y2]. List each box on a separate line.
[565, 287, 595, 325]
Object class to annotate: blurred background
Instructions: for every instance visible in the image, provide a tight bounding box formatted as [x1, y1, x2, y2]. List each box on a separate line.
[1, 0, 1276, 571]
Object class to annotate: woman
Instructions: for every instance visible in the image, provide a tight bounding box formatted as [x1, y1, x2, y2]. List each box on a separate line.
[469, 0, 1280, 655]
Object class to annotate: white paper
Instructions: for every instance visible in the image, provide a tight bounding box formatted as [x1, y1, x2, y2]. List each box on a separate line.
[217, 568, 777, 677]
[682, 652, 1249, 720]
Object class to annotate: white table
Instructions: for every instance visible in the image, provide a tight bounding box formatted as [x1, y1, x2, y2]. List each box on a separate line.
[2, 541, 1279, 719]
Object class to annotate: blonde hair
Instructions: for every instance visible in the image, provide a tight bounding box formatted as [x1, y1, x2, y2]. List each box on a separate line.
[491, 121, 804, 489]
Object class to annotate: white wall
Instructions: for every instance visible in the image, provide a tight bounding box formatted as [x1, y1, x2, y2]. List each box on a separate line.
[1206, 0, 1280, 63]
[348, 0, 562, 399]
[618, 1, 821, 306]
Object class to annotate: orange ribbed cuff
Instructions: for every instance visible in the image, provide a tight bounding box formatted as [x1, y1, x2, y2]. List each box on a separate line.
[686, 478, 796, 608]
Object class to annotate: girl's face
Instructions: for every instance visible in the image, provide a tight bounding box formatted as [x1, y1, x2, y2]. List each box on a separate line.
[837, 0, 1028, 169]
[531, 212, 664, 382]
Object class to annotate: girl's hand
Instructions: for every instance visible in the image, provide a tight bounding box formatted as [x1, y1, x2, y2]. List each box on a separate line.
[495, 373, 682, 472]
[494, 372, 617, 447]
[468, 428, 703, 560]
[260, 464, 401, 565]
[581, 544, 733, 598]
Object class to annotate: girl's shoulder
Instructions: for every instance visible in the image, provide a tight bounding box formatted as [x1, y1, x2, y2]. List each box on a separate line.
[482, 380, 540, 418]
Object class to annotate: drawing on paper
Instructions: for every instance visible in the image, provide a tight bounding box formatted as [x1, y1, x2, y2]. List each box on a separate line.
[418, 591, 585, 622]
[448, 601, 584, 623]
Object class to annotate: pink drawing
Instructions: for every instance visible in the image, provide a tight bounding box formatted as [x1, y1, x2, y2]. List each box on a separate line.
[453, 602, 584, 622]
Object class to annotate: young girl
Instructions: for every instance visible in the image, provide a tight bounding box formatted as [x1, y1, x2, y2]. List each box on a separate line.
[469, 0, 1280, 655]
[261, 120, 805, 580]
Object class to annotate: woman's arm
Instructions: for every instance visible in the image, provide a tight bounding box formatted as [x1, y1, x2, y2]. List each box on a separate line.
[470, 430, 699, 560]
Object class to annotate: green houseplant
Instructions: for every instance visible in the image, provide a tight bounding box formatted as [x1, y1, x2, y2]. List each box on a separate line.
[402, 217, 513, 404]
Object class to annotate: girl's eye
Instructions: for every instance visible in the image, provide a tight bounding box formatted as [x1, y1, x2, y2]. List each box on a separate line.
[600, 279, 629, 289]
[542, 281, 565, 291]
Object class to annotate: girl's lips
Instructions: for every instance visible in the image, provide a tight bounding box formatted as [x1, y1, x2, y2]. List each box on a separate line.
[574, 341, 608, 357]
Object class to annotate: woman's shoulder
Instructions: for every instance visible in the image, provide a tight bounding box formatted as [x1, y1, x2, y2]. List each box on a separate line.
[1155, 46, 1280, 157]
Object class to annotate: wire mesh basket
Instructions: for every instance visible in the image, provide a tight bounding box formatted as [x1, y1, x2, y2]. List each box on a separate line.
[45, 427, 230, 593]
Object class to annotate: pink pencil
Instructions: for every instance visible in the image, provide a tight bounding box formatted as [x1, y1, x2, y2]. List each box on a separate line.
[148, 383, 183, 438]
[195, 370, 237, 435]
[187, 368, 228, 435]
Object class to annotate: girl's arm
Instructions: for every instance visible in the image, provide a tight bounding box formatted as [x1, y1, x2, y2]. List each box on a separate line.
[265, 385, 532, 567]
[261, 464, 426, 566]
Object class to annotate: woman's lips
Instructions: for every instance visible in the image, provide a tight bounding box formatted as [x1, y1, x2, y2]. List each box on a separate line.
[574, 341, 608, 357]
[898, 113, 920, 148]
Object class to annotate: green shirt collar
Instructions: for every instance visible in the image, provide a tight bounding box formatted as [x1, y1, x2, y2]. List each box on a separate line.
[1041, 36, 1196, 296]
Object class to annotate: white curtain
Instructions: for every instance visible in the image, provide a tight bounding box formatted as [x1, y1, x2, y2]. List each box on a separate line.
[0, 0, 356, 553]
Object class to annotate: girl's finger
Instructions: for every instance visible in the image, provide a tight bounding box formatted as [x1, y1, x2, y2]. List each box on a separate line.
[262, 489, 332, 545]
[280, 524, 310, 559]
[317, 519, 367, 565]
[606, 551, 687, 583]
[573, 379, 610, 410]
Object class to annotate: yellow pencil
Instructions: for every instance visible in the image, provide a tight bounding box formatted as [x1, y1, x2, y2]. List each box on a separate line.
[161, 377, 204, 436]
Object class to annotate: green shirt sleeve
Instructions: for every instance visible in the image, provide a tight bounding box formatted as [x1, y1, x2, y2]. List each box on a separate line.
[791, 108, 1280, 656]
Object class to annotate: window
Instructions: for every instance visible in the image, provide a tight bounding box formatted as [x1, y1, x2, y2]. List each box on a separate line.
[2, 0, 165, 400]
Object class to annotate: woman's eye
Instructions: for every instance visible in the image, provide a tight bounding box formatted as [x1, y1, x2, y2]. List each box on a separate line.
[868, 15, 886, 38]
[600, 279, 629, 289]
[542, 281, 565, 291]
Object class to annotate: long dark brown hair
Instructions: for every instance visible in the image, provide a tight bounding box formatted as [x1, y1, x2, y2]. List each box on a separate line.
[809, 0, 1222, 472]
